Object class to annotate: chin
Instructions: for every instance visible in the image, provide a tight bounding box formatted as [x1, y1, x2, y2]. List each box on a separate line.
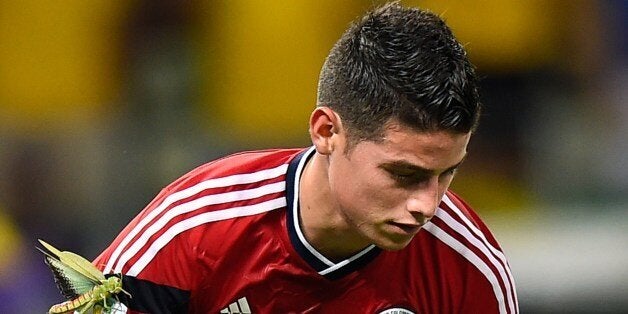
[374, 238, 414, 251]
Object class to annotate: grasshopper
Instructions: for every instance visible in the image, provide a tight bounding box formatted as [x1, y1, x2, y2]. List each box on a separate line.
[38, 240, 131, 314]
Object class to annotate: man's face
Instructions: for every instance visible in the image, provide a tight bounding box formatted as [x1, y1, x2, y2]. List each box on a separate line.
[327, 121, 471, 251]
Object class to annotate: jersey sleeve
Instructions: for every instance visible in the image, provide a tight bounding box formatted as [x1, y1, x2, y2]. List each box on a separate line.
[92, 149, 297, 313]
[93, 183, 198, 313]
[92, 156, 229, 313]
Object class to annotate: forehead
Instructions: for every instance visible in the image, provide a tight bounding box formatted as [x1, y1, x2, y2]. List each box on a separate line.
[352, 121, 471, 168]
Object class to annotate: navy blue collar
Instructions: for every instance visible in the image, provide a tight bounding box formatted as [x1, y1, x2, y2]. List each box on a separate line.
[285, 147, 381, 280]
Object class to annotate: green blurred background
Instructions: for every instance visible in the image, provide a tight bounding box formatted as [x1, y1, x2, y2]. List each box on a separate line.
[0, 0, 626, 312]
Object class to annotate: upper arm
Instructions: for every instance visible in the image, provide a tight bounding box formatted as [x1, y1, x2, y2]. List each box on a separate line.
[93, 187, 201, 313]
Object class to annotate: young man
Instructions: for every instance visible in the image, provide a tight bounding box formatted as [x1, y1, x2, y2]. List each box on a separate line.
[94, 3, 518, 313]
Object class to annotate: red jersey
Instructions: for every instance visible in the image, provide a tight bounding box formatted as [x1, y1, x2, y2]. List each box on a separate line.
[94, 147, 518, 313]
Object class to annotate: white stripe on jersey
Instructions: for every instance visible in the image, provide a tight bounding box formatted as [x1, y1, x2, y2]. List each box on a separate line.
[442, 195, 519, 313]
[103, 164, 289, 274]
[423, 222, 508, 314]
[318, 244, 376, 276]
[435, 208, 516, 313]
[111, 301, 127, 314]
[128, 197, 287, 276]
[114, 181, 286, 273]
[75, 301, 128, 314]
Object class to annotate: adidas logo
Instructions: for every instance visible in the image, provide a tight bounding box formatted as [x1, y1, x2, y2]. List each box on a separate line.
[220, 297, 251, 314]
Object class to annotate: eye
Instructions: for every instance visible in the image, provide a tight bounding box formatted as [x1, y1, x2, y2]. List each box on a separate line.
[392, 172, 414, 181]
[387, 168, 413, 179]
[387, 170, 426, 186]
[439, 168, 458, 179]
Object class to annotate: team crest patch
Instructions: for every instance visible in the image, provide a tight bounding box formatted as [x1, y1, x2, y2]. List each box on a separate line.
[378, 307, 415, 314]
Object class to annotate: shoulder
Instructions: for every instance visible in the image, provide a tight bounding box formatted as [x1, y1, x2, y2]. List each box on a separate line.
[417, 190, 519, 313]
[421, 190, 509, 268]
[437, 190, 503, 249]
[95, 148, 305, 276]
[132, 147, 305, 240]
[161, 148, 304, 195]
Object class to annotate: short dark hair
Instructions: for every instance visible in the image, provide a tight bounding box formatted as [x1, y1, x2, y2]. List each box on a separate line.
[317, 2, 481, 144]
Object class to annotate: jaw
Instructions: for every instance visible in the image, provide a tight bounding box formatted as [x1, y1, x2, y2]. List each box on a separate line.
[352, 220, 420, 252]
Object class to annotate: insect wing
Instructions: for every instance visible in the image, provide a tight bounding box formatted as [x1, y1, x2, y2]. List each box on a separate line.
[44, 254, 98, 298]
[39, 239, 106, 282]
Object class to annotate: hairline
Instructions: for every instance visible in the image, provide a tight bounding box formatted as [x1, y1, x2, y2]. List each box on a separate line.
[327, 107, 474, 155]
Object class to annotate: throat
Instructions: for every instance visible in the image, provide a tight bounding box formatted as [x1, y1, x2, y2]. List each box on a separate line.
[306, 228, 373, 263]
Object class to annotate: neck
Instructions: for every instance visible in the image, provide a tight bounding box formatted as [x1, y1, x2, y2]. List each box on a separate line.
[299, 152, 371, 261]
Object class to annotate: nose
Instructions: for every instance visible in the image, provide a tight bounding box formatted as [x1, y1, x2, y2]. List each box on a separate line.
[406, 178, 441, 222]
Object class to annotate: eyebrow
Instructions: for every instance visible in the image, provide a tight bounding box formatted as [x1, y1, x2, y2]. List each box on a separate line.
[380, 155, 467, 176]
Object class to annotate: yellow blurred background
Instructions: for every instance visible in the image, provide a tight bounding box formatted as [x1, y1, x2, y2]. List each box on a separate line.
[0, 1, 626, 312]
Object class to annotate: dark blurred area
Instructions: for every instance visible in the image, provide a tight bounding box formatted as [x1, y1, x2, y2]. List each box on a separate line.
[0, 1, 625, 313]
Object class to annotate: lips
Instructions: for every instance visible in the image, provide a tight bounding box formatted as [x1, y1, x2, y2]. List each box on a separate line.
[389, 221, 423, 234]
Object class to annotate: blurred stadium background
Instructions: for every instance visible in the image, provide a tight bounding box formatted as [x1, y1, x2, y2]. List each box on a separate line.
[0, 0, 626, 313]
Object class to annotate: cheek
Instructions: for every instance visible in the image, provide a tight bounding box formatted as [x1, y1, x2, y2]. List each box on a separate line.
[330, 169, 368, 204]
[329, 163, 364, 200]
[439, 175, 455, 195]
[333, 169, 403, 212]
[328, 154, 406, 212]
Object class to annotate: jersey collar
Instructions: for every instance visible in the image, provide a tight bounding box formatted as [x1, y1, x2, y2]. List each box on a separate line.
[285, 147, 381, 280]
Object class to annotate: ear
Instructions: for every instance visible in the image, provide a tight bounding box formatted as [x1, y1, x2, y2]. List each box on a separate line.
[308, 107, 342, 155]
